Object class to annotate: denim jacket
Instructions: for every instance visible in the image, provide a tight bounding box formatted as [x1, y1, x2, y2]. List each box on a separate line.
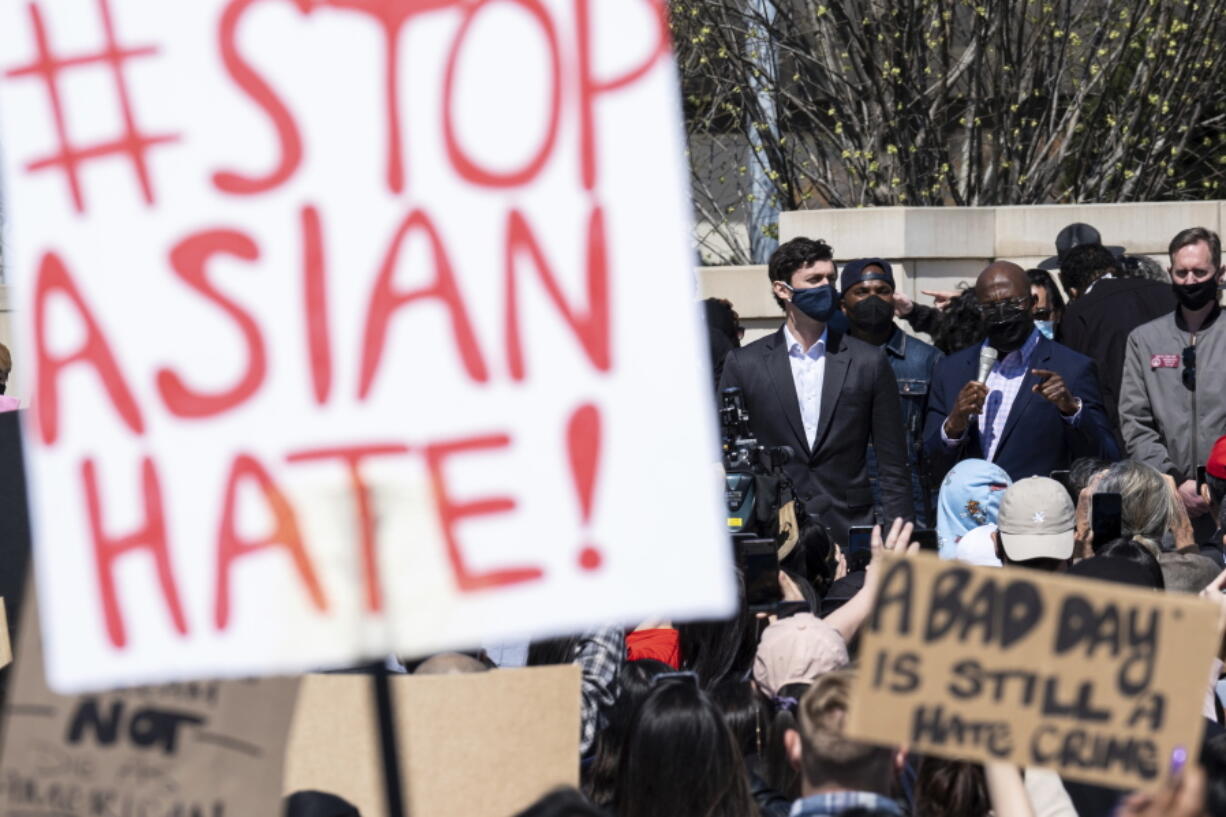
[868, 327, 944, 527]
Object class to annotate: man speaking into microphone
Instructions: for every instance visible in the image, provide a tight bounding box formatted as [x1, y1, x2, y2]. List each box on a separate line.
[924, 262, 1119, 482]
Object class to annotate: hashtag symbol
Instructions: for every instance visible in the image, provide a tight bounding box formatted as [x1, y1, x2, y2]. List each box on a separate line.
[5, 0, 179, 213]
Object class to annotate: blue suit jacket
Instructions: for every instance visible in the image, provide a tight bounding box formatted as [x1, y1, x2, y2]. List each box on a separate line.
[922, 335, 1120, 482]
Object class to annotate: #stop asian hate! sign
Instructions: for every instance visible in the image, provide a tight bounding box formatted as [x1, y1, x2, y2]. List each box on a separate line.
[0, 0, 733, 691]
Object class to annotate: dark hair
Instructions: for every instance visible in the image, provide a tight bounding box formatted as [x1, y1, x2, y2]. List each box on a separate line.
[767, 238, 834, 310]
[1057, 244, 1117, 296]
[1202, 731, 1226, 817]
[763, 681, 811, 800]
[676, 571, 756, 688]
[1026, 267, 1066, 319]
[1170, 226, 1222, 269]
[585, 660, 674, 809]
[914, 758, 990, 817]
[1207, 473, 1226, 510]
[1070, 457, 1110, 497]
[514, 787, 608, 817]
[1118, 254, 1167, 282]
[613, 680, 756, 817]
[931, 289, 986, 355]
[527, 635, 581, 667]
[1097, 538, 1165, 589]
[711, 679, 772, 763]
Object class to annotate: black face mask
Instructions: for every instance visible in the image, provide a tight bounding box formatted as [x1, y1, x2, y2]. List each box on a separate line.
[848, 296, 894, 335]
[1173, 278, 1219, 311]
[986, 314, 1034, 354]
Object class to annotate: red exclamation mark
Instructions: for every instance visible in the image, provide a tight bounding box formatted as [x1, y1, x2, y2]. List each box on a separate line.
[568, 403, 603, 572]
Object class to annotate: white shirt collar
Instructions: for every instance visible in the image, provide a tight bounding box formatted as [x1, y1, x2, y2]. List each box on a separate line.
[783, 323, 828, 357]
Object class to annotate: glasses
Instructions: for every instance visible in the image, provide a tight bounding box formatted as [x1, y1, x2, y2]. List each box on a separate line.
[1183, 345, 1196, 391]
[1033, 308, 1053, 320]
[977, 296, 1031, 323]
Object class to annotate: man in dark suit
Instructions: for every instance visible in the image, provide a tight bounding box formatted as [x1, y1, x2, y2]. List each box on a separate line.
[1056, 242, 1177, 433]
[719, 237, 912, 543]
[924, 262, 1119, 482]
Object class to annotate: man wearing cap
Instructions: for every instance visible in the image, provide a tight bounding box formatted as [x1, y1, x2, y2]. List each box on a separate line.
[1120, 227, 1226, 540]
[1056, 243, 1176, 435]
[993, 477, 1076, 572]
[924, 262, 1119, 483]
[720, 238, 913, 545]
[840, 259, 944, 526]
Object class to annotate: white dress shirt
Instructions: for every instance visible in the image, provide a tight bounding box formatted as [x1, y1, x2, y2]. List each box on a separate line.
[783, 323, 828, 450]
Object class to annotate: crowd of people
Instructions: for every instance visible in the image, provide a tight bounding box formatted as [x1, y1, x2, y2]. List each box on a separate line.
[292, 224, 1226, 817]
[513, 225, 1224, 817]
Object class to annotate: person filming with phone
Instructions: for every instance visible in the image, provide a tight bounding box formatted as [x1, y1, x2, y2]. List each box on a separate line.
[924, 261, 1119, 483]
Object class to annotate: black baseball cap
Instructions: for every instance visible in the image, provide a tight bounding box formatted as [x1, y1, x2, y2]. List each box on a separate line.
[1037, 223, 1125, 270]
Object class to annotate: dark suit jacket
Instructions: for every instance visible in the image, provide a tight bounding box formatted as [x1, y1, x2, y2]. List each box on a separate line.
[922, 335, 1120, 482]
[1058, 277, 1176, 432]
[719, 327, 913, 543]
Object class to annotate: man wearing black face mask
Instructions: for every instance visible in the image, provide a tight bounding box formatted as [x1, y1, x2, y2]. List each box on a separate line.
[923, 262, 1119, 482]
[719, 238, 913, 544]
[840, 259, 943, 526]
[1121, 227, 1226, 540]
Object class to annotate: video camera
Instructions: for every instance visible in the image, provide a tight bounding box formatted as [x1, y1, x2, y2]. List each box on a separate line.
[720, 387, 795, 535]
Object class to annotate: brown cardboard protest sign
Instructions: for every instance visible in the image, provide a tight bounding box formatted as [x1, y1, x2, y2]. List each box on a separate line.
[846, 553, 1221, 790]
[0, 594, 300, 817]
[284, 665, 580, 816]
[0, 599, 10, 669]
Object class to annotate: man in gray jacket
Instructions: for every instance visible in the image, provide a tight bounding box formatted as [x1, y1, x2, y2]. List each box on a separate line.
[1120, 226, 1226, 539]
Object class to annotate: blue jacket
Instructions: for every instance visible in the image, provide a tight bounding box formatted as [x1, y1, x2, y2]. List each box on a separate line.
[923, 334, 1120, 482]
[867, 327, 944, 526]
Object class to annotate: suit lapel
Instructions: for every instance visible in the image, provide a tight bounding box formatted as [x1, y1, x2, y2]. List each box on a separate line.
[811, 330, 850, 457]
[992, 336, 1047, 457]
[764, 330, 810, 455]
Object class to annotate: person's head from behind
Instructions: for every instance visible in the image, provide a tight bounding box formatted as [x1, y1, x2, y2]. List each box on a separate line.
[1094, 538, 1165, 590]
[1118, 253, 1167, 283]
[413, 651, 490, 675]
[1058, 243, 1117, 300]
[1069, 457, 1110, 497]
[785, 670, 901, 797]
[936, 459, 1012, 554]
[1158, 551, 1221, 594]
[1168, 227, 1225, 311]
[913, 757, 989, 817]
[586, 660, 673, 808]
[1026, 267, 1065, 337]
[1093, 459, 1177, 549]
[677, 570, 756, 688]
[712, 679, 771, 761]
[768, 237, 838, 320]
[993, 477, 1074, 572]
[614, 676, 755, 817]
[975, 262, 1035, 355]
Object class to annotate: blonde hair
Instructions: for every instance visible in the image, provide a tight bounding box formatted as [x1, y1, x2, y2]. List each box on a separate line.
[795, 670, 893, 791]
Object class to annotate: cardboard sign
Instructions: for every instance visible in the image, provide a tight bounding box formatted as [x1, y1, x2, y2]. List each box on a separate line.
[0, 0, 732, 691]
[0, 593, 300, 817]
[284, 666, 580, 816]
[846, 554, 1222, 790]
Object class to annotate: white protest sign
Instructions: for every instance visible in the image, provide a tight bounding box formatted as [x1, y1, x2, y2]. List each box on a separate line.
[0, 0, 733, 692]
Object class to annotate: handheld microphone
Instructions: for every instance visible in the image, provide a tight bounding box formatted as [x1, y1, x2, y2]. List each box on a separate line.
[976, 346, 998, 384]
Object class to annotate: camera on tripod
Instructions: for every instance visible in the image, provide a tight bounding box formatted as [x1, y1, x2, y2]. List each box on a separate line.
[720, 387, 794, 535]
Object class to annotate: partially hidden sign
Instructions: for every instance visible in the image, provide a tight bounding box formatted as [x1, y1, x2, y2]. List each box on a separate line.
[846, 554, 1221, 791]
[0, 593, 300, 816]
[0, 0, 732, 691]
[284, 666, 580, 817]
